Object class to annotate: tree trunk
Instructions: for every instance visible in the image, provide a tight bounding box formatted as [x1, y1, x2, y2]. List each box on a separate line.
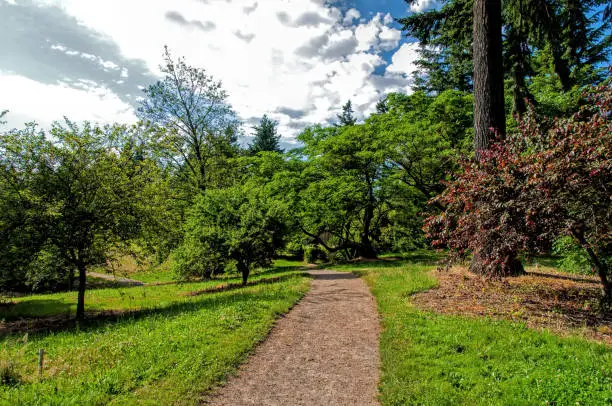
[471, 0, 521, 275]
[574, 231, 611, 306]
[76, 260, 87, 321]
[68, 268, 75, 291]
[472, 0, 506, 159]
[588, 252, 611, 306]
[469, 250, 525, 277]
[238, 262, 250, 286]
[359, 178, 377, 259]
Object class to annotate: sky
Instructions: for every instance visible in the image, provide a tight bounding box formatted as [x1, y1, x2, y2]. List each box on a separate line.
[0, 0, 439, 145]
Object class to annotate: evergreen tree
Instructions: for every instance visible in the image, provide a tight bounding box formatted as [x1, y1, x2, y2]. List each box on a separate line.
[400, 0, 611, 113]
[337, 100, 357, 126]
[250, 114, 282, 153]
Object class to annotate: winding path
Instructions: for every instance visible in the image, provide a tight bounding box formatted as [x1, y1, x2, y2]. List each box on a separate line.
[86, 271, 145, 286]
[205, 269, 380, 406]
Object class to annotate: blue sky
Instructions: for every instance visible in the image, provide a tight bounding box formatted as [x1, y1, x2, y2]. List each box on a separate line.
[0, 0, 433, 142]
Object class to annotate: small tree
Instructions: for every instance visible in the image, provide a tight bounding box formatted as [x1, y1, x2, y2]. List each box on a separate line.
[337, 100, 357, 126]
[424, 82, 612, 303]
[173, 183, 288, 285]
[250, 115, 282, 153]
[0, 121, 155, 318]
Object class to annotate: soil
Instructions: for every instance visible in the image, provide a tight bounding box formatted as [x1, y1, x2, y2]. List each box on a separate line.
[412, 267, 612, 344]
[203, 270, 381, 406]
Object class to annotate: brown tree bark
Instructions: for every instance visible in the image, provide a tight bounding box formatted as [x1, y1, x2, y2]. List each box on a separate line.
[471, 0, 523, 276]
[473, 0, 506, 159]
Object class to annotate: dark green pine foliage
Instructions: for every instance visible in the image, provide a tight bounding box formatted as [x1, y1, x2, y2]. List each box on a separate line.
[400, 0, 611, 113]
[250, 114, 282, 153]
[399, 0, 474, 93]
[337, 100, 357, 126]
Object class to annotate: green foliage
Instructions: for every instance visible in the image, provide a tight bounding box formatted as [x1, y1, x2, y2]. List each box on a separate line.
[297, 122, 390, 258]
[250, 114, 282, 153]
[173, 181, 290, 283]
[330, 261, 612, 405]
[553, 236, 592, 275]
[0, 121, 163, 316]
[400, 0, 612, 115]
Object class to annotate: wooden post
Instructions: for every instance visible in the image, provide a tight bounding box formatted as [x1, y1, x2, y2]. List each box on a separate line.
[38, 348, 44, 380]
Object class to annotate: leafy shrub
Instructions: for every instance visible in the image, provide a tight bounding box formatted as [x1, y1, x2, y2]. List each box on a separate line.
[173, 183, 289, 284]
[424, 80, 611, 299]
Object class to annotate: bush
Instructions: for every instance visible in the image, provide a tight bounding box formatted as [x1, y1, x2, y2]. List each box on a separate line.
[424, 80, 611, 299]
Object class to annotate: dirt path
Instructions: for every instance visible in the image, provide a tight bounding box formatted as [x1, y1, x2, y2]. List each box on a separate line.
[86, 271, 145, 286]
[204, 270, 380, 406]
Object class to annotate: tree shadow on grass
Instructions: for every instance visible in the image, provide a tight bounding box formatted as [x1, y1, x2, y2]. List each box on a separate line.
[0, 273, 311, 338]
[0, 299, 74, 322]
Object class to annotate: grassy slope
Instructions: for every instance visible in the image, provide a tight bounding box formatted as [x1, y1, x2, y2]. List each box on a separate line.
[329, 261, 612, 405]
[0, 272, 310, 405]
[1, 267, 301, 320]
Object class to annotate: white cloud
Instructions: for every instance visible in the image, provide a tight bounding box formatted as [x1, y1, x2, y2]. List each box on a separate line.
[50, 43, 122, 72]
[0, 72, 136, 129]
[409, 0, 441, 13]
[343, 8, 360, 25]
[386, 42, 421, 78]
[21, 0, 412, 139]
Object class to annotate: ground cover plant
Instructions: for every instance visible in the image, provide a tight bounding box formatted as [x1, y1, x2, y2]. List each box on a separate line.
[328, 259, 612, 405]
[0, 270, 310, 405]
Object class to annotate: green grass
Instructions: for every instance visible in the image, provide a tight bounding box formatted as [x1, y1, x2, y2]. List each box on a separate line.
[328, 261, 612, 405]
[1, 268, 303, 320]
[0, 272, 310, 405]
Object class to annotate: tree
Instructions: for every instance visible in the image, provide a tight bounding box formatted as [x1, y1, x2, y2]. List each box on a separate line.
[472, 0, 506, 157]
[0, 121, 156, 318]
[400, 0, 612, 115]
[297, 122, 391, 259]
[173, 182, 289, 285]
[137, 46, 240, 193]
[336, 100, 357, 126]
[424, 81, 612, 301]
[250, 115, 282, 153]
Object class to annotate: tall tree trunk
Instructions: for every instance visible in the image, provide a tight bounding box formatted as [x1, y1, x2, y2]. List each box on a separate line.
[473, 0, 506, 159]
[471, 0, 523, 276]
[76, 260, 87, 321]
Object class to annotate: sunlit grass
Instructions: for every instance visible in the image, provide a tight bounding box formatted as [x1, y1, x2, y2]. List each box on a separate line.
[0, 272, 310, 405]
[1, 268, 304, 320]
[328, 261, 612, 405]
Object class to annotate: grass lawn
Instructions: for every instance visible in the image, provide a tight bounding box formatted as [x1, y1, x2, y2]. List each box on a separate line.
[0, 270, 310, 405]
[329, 261, 612, 405]
[0, 267, 302, 320]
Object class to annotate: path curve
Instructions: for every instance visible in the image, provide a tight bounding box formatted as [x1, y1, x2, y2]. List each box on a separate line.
[86, 271, 145, 286]
[204, 269, 380, 406]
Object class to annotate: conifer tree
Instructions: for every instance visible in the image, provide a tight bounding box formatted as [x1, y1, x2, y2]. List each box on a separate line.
[250, 115, 282, 153]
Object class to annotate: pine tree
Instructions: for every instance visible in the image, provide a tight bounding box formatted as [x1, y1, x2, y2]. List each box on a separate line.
[337, 100, 357, 126]
[250, 115, 282, 153]
[400, 0, 611, 109]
